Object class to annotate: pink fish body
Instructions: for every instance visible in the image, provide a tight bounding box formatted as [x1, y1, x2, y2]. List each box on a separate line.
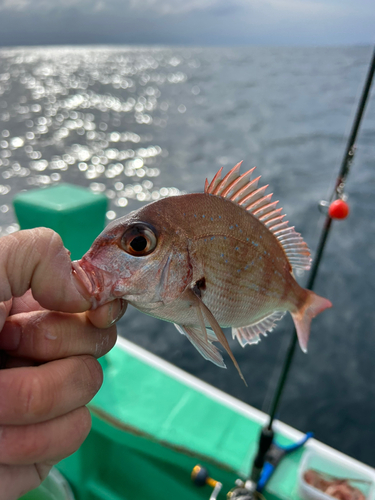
[74, 162, 332, 384]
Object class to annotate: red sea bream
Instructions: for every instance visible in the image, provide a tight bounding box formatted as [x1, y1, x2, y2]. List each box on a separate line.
[74, 163, 332, 384]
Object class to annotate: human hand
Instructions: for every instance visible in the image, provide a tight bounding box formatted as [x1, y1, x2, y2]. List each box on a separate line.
[0, 228, 124, 500]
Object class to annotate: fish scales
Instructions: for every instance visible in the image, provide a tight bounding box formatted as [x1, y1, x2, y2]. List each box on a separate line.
[74, 164, 332, 384]
[134, 193, 305, 327]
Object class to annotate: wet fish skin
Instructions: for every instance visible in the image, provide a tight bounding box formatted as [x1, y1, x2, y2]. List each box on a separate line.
[75, 165, 332, 383]
[78, 194, 294, 319]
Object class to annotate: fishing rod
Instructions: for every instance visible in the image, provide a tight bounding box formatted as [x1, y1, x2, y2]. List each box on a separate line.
[249, 45, 375, 489]
[191, 47, 375, 500]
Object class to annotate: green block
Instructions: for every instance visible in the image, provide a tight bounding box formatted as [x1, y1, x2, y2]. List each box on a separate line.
[13, 184, 108, 260]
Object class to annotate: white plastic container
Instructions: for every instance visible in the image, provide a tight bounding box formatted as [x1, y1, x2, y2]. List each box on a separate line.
[298, 450, 375, 500]
[20, 468, 75, 500]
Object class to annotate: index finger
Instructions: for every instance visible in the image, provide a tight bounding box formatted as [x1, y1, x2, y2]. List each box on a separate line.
[0, 228, 91, 313]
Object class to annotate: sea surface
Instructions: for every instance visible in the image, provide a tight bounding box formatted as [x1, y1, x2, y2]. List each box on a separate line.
[0, 45, 374, 466]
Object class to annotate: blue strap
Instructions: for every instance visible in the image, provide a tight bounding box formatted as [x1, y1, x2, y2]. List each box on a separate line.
[256, 432, 313, 492]
[275, 432, 314, 452]
[257, 462, 275, 492]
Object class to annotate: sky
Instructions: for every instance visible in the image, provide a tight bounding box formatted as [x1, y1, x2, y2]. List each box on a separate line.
[0, 0, 374, 47]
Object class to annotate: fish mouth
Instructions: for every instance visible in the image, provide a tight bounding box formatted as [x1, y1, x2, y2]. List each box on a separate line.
[72, 259, 114, 309]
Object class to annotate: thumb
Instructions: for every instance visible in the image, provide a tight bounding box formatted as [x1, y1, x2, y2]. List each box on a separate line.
[0, 228, 91, 313]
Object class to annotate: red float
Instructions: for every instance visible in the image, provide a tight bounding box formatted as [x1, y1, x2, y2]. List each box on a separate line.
[328, 199, 350, 219]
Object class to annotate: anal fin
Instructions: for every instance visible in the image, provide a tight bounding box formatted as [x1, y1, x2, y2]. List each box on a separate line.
[174, 324, 226, 368]
[232, 311, 286, 347]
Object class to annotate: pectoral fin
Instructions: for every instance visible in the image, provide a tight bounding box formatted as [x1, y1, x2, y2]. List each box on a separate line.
[174, 324, 226, 368]
[155, 250, 193, 305]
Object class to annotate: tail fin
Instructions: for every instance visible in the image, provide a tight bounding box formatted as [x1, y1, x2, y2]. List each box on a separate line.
[291, 291, 332, 352]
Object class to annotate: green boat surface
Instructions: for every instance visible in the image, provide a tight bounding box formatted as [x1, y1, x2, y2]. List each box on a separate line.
[23, 336, 373, 500]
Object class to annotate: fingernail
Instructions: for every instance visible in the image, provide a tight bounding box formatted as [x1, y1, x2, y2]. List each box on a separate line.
[109, 299, 127, 326]
[0, 322, 22, 350]
[71, 261, 94, 304]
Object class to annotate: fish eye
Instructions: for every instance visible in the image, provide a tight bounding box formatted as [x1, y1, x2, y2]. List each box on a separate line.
[121, 223, 158, 256]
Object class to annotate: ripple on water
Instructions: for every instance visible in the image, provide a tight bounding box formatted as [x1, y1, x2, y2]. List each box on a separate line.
[0, 46, 190, 233]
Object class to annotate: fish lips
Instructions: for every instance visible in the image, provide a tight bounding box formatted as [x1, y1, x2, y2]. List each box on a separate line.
[72, 258, 121, 308]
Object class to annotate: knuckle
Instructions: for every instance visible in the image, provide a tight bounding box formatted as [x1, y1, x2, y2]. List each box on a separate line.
[33, 228, 66, 265]
[51, 407, 92, 461]
[70, 407, 92, 450]
[19, 370, 52, 420]
[26, 312, 65, 360]
[23, 228, 61, 261]
[36, 228, 62, 249]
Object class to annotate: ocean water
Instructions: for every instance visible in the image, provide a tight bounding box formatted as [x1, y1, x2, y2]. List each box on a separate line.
[0, 45, 375, 466]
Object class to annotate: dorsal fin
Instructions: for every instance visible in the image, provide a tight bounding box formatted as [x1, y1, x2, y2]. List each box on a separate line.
[205, 163, 312, 271]
[211, 161, 242, 196]
[205, 166, 224, 194]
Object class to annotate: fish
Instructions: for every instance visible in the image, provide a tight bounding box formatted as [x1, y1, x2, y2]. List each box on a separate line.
[73, 162, 332, 385]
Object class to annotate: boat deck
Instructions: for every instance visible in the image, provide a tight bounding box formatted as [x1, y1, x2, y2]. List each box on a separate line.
[57, 336, 375, 500]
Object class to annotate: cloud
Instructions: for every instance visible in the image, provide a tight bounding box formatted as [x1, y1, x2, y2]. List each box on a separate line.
[0, 0, 373, 46]
[0, 0, 220, 15]
[0, 0, 340, 16]
[0, 0, 92, 8]
[0, 0, 28, 9]
[128, 0, 220, 15]
[262, 0, 333, 15]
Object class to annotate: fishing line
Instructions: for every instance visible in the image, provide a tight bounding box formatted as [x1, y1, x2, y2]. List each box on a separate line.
[307, 49, 375, 275]
[267, 45, 375, 429]
[251, 45, 375, 482]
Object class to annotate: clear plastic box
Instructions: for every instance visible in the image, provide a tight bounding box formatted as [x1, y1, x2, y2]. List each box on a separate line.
[20, 468, 75, 500]
[298, 449, 375, 500]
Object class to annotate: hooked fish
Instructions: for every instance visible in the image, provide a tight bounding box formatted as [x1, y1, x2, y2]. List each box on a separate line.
[74, 162, 332, 385]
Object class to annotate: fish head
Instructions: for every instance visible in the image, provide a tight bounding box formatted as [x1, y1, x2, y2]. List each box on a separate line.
[73, 202, 193, 308]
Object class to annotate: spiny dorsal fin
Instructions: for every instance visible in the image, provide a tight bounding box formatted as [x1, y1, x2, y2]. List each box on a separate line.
[205, 163, 312, 271]
[205, 166, 224, 194]
[210, 161, 242, 196]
